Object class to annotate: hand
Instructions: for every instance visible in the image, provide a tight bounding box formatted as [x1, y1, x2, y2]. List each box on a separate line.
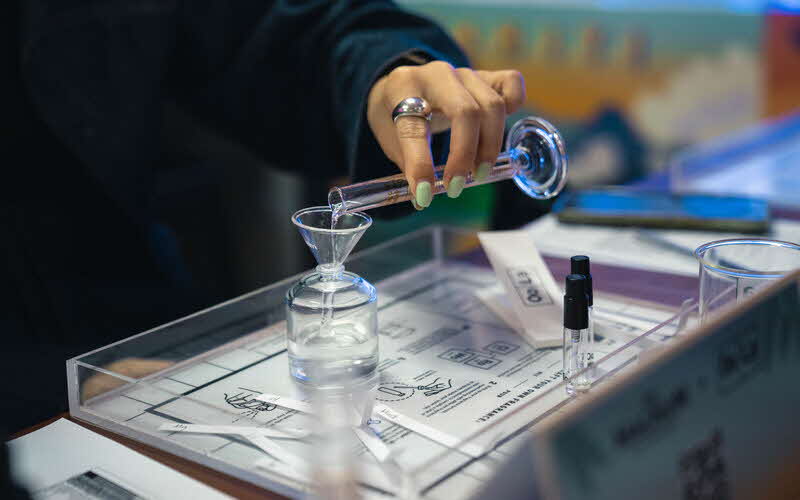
[367, 62, 525, 210]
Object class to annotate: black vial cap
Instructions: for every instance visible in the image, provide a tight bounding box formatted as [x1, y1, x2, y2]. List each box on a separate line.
[570, 255, 593, 306]
[564, 274, 588, 330]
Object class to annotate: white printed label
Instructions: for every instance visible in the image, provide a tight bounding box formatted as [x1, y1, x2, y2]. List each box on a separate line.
[507, 267, 554, 307]
[254, 393, 314, 414]
[352, 426, 393, 463]
[243, 433, 307, 469]
[373, 404, 485, 458]
[253, 394, 398, 464]
[158, 422, 308, 439]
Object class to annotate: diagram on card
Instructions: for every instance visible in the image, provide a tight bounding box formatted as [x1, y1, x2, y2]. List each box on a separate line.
[379, 320, 416, 339]
[376, 377, 454, 402]
[437, 339, 522, 370]
[224, 389, 278, 420]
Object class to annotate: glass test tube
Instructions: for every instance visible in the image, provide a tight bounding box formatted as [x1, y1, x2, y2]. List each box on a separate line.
[329, 116, 568, 213]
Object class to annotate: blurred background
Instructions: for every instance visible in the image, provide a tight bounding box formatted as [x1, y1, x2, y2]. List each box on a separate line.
[157, 0, 800, 306]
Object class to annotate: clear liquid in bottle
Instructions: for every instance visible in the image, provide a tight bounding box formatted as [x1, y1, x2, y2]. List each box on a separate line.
[288, 206, 378, 388]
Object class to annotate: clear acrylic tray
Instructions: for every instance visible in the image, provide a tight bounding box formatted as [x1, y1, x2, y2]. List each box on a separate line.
[68, 226, 696, 499]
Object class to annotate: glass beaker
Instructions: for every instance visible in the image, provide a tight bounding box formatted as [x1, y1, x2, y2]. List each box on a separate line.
[694, 238, 800, 322]
[287, 207, 378, 388]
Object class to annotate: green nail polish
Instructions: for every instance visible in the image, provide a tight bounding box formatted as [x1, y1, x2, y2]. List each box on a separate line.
[475, 162, 491, 183]
[411, 198, 423, 211]
[416, 181, 432, 207]
[447, 176, 466, 198]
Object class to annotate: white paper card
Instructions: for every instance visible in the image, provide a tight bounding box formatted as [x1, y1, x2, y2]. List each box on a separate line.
[477, 231, 564, 348]
[475, 284, 523, 333]
[8, 419, 231, 499]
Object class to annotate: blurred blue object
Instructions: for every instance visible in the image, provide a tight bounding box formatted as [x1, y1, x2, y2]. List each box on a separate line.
[669, 112, 800, 208]
[767, 0, 800, 13]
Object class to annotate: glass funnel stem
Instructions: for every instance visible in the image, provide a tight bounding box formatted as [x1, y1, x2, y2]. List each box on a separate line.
[329, 149, 530, 213]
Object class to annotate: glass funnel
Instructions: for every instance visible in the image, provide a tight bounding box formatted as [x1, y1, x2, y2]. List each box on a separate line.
[328, 116, 568, 212]
[287, 207, 378, 388]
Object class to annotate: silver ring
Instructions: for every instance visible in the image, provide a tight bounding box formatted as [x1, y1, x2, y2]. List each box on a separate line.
[392, 97, 432, 123]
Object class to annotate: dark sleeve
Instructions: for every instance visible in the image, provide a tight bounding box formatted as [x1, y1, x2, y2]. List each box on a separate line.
[170, 0, 468, 181]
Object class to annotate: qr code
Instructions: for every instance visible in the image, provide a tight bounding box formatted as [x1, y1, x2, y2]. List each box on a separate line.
[678, 429, 731, 500]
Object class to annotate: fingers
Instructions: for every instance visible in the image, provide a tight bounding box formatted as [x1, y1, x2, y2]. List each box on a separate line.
[380, 66, 436, 208]
[366, 63, 528, 209]
[420, 64, 481, 197]
[455, 68, 506, 185]
[476, 70, 526, 114]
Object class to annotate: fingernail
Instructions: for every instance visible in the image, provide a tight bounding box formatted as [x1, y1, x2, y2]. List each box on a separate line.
[475, 162, 491, 183]
[447, 176, 466, 198]
[416, 181, 432, 207]
[411, 197, 424, 211]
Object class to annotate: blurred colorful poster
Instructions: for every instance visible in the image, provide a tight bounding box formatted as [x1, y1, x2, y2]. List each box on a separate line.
[399, 1, 800, 186]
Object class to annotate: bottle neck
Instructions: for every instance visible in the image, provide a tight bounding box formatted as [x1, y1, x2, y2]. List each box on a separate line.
[317, 264, 345, 281]
[505, 147, 531, 174]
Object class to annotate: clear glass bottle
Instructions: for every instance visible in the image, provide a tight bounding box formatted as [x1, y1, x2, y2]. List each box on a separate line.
[563, 274, 590, 396]
[287, 207, 378, 388]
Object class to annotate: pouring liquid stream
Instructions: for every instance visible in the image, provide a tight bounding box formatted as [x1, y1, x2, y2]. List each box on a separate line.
[318, 206, 344, 338]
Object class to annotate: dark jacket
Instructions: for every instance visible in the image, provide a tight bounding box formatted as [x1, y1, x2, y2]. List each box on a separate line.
[2, 0, 466, 432]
